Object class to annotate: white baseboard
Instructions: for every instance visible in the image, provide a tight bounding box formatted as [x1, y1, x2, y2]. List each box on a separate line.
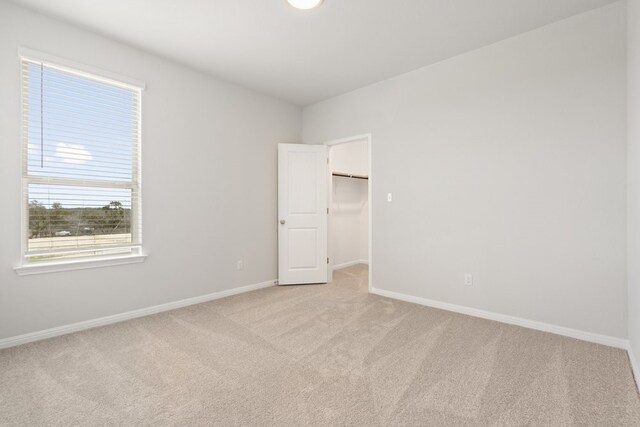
[370, 287, 628, 349]
[0, 279, 276, 350]
[628, 344, 640, 391]
[332, 259, 369, 270]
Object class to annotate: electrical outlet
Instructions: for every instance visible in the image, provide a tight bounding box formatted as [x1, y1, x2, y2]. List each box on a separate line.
[236, 260, 244, 271]
[464, 273, 473, 286]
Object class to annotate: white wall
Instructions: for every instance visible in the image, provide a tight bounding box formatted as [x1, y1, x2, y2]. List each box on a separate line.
[0, 1, 302, 340]
[330, 140, 369, 267]
[304, 3, 627, 338]
[628, 0, 640, 374]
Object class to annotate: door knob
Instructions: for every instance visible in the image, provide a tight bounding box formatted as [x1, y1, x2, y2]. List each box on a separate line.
[280, 219, 286, 225]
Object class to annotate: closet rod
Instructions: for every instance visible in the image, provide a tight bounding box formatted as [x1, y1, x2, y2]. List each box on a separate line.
[332, 172, 368, 180]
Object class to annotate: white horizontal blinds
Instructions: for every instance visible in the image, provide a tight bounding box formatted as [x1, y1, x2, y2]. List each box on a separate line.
[22, 58, 142, 262]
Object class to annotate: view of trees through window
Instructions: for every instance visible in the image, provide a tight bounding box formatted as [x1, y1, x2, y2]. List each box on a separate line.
[27, 190, 134, 259]
[28, 200, 131, 239]
[26, 183, 135, 258]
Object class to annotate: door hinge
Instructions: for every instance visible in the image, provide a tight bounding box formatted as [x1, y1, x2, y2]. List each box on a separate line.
[327, 208, 329, 214]
[327, 157, 329, 164]
[327, 257, 329, 264]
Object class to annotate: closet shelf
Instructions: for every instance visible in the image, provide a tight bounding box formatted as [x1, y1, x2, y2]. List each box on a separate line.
[332, 172, 368, 180]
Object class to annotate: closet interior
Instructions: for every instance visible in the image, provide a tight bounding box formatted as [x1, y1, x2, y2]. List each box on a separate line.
[329, 139, 369, 273]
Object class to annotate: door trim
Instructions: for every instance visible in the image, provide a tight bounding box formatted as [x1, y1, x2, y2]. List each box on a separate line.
[324, 133, 372, 292]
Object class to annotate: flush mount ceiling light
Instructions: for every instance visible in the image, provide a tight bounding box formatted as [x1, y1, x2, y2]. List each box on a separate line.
[287, 0, 323, 10]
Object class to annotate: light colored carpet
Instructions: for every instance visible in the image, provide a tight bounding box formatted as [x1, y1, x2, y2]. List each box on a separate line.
[1, 264, 639, 426]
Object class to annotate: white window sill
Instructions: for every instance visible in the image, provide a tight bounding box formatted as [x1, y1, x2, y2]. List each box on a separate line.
[14, 254, 147, 276]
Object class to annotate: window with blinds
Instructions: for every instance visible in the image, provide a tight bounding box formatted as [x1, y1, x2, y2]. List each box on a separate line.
[21, 55, 142, 264]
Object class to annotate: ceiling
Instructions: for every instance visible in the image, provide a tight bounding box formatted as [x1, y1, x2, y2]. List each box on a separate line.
[10, 0, 618, 106]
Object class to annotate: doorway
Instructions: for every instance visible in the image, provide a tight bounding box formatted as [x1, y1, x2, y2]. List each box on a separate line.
[326, 134, 372, 291]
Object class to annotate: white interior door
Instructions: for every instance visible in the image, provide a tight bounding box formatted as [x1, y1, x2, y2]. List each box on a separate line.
[278, 144, 328, 285]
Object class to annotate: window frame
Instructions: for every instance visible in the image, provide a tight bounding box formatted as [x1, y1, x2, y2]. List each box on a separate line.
[15, 48, 146, 275]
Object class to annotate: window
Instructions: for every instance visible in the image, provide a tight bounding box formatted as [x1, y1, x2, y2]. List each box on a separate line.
[19, 53, 143, 267]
